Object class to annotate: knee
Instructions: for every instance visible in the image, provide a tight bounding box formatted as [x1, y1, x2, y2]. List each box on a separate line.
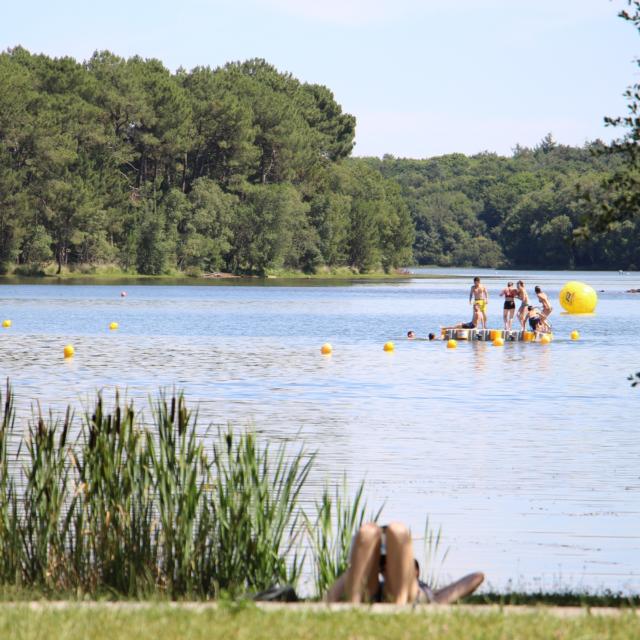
[354, 522, 381, 546]
[385, 521, 411, 545]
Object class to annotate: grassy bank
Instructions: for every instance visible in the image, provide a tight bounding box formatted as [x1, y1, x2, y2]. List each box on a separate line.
[3, 263, 417, 282]
[0, 604, 638, 640]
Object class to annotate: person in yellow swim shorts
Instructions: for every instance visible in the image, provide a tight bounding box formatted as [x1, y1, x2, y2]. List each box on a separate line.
[469, 277, 488, 329]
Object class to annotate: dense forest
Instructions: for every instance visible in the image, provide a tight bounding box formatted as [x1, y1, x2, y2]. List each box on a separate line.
[0, 47, 412, 276]
[368, 141, 639, 270]
[0, 46, 638, 275]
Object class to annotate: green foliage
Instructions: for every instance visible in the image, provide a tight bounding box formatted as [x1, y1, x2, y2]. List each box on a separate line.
[0, 384, 398, 600]
[304, 478, 381, 598]
[0, 48, 410, 276]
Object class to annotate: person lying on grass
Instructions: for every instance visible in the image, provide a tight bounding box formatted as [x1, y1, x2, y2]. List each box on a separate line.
[326, 522, 484, 605]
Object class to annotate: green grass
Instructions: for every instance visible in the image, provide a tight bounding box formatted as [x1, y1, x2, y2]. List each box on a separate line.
[0, 604, 638, 640]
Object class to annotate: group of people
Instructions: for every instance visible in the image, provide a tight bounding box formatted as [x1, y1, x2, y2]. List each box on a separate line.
[443, 277, 553, 335]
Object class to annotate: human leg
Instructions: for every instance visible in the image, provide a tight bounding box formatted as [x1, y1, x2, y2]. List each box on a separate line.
[382, 522, 419, 604]
[432, 572, 484, 604]
[333, 523, 381, 603]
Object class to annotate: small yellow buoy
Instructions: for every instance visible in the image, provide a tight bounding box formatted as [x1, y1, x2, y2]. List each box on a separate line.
[490, 329, 501, 341]
[320, 343, 332, 355]
[522, 331, 534, 343]
[109, 322, 119, 330]
[493, 337, 504, 347]
[63, 344, 75, 359]
[570, 330, 580, 341]
[446, 339, 457, 349]
[540, 334, 552, 344]
[2, 319, 11, 328]
[383, 341, 395, 352]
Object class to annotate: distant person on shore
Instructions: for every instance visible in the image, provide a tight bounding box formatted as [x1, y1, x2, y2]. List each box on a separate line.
[469, 277, 488, 329]
[326, 522, 484, 604]
[534, 286, 553, 324]
[516, 280, 529, 330]
[441, 303, 482, 331]
[499, 281, 518, 330]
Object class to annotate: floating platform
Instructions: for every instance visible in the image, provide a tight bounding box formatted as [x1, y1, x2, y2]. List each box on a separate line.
[441, 328, 541, 342]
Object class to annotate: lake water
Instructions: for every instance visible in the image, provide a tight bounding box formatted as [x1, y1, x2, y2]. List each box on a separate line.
[0, 268, 638, 594]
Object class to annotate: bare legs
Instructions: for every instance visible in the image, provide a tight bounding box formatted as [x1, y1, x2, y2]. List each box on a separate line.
[503, 307, 515, 331]
[326, 522, 483, 605]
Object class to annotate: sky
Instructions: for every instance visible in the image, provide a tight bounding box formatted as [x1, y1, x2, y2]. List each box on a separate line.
[2, 0, 638, 158]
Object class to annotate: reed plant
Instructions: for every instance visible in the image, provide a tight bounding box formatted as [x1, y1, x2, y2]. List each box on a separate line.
[0, 385, 414, 600]
[419, 517, 449, 590]
[204, 428, 313, 596]
[305, 477, 382, 598]
[0, 382, 20, 584]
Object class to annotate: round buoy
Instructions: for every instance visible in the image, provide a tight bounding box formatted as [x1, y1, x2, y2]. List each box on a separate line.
[120, 291, 127, 298]
[109, 322, 119, 331]
[522, 331, 534, 343]
[490, 329, 501, 341]
[446, 339, 457, 349]
[320, 343, 332, 355]
[570, 330, 580, 341]
[2, 319, 11, 328]
[383, 341, 395, 352]
[63, 344, 75, 359]
[493, 337, 504, 347]
[559, 281, 597, 314]
[540, 334, 552, 344]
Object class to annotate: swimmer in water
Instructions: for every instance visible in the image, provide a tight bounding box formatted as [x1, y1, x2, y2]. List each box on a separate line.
[407, 330, 416, 339]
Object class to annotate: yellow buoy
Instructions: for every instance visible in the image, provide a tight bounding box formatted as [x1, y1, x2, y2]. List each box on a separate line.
[522, 331, 534, 342]
[109, 322, 119, 330]
[2, 319, 11, 328]
[493, 337, 504, 347]
[446, 339, 457, 349]
[383, 341, 395, 352]
[320, 343, 332, 355]
[570, 330, 580, 341]
[490, 329, 501, 341]
[540, 334, 552, 344]
[63, 344, 75, 359]
[559, 281, 598, 314]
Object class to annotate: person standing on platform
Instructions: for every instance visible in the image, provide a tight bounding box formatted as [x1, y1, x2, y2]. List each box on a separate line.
[468, 277, 488, 330]
[499, 281, 517, 330]
[516, 280, 529, 330]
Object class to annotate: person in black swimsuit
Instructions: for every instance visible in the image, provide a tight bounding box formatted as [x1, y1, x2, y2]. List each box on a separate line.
[526, 306, 551, 335]
[441, 303, 482, 331]
[326, 522, 484, 604]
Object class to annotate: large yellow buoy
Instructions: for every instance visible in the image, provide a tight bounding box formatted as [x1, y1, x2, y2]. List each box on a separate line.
[570, 330, 580, 341]
[559, 281, 597, 314]
[63, 344, 75, 359]
[446, 339, 457, 349]
[383, 341, 395, 352]
[493, 337, 504, 347]
[320, 343, 332, 355]
[109, 322, 119, 331]
[2, 319, 11, 328]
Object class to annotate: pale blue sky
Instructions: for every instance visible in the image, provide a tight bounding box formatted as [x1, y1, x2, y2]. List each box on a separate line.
[2, 0, 637, 157]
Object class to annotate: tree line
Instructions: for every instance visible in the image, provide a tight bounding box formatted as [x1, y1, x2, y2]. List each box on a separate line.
[1, 45, 638, 275]
[0, 48, 413, 276]
[366, 137, 639, 270]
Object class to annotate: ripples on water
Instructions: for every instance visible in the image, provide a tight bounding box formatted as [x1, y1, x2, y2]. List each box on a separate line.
[0, 268, 638, 593]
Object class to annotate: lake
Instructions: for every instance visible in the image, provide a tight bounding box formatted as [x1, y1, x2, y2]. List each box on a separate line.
[0, 268, 638, 594]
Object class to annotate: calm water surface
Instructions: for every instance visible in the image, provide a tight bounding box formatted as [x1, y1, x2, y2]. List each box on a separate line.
[0, 268, 639, 593]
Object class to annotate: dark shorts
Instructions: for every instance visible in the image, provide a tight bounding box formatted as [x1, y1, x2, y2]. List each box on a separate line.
[461, 322, 475, 329]
[504, 300, 516, 310]
[529, 317, 541, 330]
